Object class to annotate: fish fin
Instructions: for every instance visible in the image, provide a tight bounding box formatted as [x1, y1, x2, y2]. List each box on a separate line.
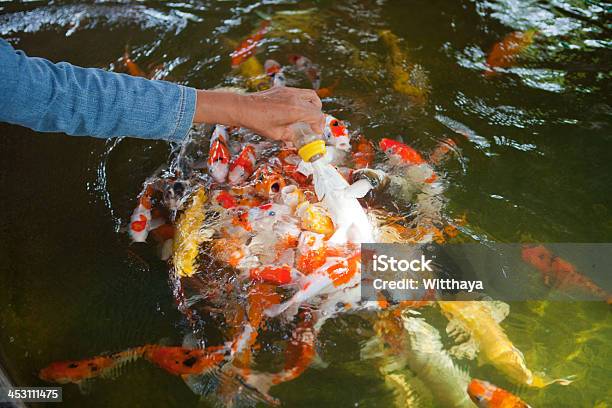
[344, 179, 372, 198]
[310, 351, 329, 370]
[383, 372, 424, 408]
[531, 373, 575, 388]
[449, 337, 479, 360]
[360, 337, 385, 361]
[482, 300, 510, 323]
[77, 379, 94, 395]
[186, 366, 280, 407]
[149, 217, 165, 230]
[182, 333, 205, 349]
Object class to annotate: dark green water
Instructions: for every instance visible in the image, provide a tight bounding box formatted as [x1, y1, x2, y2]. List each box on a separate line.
[0, 0, 610, 407]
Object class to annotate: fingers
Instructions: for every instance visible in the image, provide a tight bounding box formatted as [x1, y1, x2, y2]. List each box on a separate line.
[304, 111, 325, 135]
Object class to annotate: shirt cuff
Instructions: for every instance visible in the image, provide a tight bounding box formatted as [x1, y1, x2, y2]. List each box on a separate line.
[168, 85, 197, 142]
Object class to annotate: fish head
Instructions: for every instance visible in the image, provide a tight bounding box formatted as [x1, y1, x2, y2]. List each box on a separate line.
[251, 163, 287, 198]
[280, 185, 305, 209]
[264, 59, 282, 76]
[297, 203, 334, 238]
[324, 115, 351, 151]
[467, 379, 496, 407]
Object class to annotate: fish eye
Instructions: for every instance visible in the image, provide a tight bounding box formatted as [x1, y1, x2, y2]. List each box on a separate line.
[271, 182, 280, 192]
[268, 211, 275, 216]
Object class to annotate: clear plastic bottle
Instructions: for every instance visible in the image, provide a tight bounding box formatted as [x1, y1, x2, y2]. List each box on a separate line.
[292, 122, 346, 200]
[292, 122, 326, 163]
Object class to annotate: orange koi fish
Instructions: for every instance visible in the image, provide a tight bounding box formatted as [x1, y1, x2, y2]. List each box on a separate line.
[521, 245, 610, 302]
[231, 20, 270, 67]
[468, 379, 531, 408]
[352, 134, 375, 169]
[429, 137, 457, 165]
[485, 30, 537, 76]
[229, 145, 256, 184]
[323, 114, 351, 151]
[380, 138, 436, 183]
[122, 49, 147, 78]
[288, 54, 321, 89]
[251, 162, 286, 199]
[316, 79, 340, 98]
[379, 138, 426, 165]
[39, 347, 147, 385]
[144, 345, 227, 376]
[208, 125, 231, 183]
[249, 264, 301, 285]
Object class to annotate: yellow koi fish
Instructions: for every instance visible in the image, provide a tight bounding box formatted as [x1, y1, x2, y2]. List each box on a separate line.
[173, 188, 212, 277]
[438, 301, 572, 388]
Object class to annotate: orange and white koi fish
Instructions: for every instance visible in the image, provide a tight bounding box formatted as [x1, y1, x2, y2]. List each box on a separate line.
[379, 138, 437, 184]
[379, 138, 426, 165]
[229, 144, 256, 184]
[264, 59, 286, 87]
[521, 245, 611, 302]
[250, 161, 287, 199]
[231, 20, 270, 67]
[323, 114, 351, 151]
[208, 125, 231, 183]
[288, 54, 321, 89]
[265, 253, 361, 319]
[129, 185, 156, 242]
[468, 378, 531, 408]
[485, 30, 537, 76]
[39, 347, 146, 385]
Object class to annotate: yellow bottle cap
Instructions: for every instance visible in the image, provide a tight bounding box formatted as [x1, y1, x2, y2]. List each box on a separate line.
[298, 140, 326, 162]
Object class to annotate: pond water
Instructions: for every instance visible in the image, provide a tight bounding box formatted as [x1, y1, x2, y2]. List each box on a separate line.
[0, 0, 610, 407]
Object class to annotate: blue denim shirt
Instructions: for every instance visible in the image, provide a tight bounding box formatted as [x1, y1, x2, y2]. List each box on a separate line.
[0, 39, 196, 141]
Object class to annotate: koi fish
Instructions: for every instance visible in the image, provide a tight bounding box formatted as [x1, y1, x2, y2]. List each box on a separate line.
[231, 20, 270, 67]
[323, 114, 351, 151]
[122, 48, 147, 78]
[438, 301, 572, 388]
[468, 378, 532, 408]
[129, 185, 158, 242]
[352, 134, 376, 169]
[144, 345, 226, 376]
[485, 30, 537, 76]
[296, 202, 335, 239]
[362, 312, 475, 408]
[173, 188, 213, 277]
[39, 347, 146, 385]
[250, 161, 287, 199]
[264, 59, 286, 87]
[237, 310, 317, 400]
[265, 253, 361, 319]
[288, 54, 321, 89]
[379, 138, 426, 165]
[249, 264, 301, 285]
[521, 245, 610, 302]
[379, 138, 437, 184]
[316, 79, 340, 98]
[378, 30, 429, 101]
[208, 125, 231, 183]
[229, 144, 256, 184]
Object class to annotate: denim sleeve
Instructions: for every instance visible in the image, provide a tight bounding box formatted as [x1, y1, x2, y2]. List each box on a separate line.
[0, 39, 196, 141]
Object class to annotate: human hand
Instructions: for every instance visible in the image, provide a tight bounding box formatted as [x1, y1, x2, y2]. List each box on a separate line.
[194, 87, 324, 141]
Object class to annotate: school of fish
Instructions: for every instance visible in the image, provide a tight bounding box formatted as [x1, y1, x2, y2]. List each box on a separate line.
[37, 19, 598, 408]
